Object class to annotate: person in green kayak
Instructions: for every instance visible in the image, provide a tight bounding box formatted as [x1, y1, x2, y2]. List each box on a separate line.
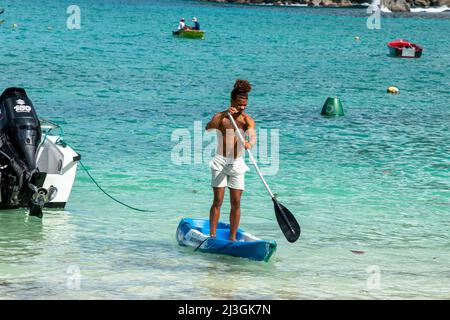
[191, 17, 200, 31]
[205, 79, 256, 241]
[177, 18, 186, 31]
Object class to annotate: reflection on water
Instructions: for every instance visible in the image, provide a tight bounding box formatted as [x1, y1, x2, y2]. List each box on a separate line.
[0, 210, 76, 299]
[0, 211, 44, 262]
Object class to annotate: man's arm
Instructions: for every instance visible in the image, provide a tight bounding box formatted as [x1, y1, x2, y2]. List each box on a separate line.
[245, 116, 257, 149]
[205, 111, 227, 130]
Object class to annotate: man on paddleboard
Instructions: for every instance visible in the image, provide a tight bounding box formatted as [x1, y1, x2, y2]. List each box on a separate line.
[205, 79, 256, 241]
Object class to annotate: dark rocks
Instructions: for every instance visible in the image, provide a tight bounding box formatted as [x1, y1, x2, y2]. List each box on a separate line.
[413, 0, 431, 6]
[203, 0, 450, 8]
[384, 0, 411, 11]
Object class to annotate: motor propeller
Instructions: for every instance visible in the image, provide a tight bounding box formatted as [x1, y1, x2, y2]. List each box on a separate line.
[27, 183, 58, 218]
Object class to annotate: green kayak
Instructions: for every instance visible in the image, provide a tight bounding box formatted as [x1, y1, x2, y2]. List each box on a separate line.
[173, 29, 205, 40]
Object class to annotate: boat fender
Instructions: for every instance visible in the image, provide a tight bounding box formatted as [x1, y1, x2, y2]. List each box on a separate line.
[387, 86, 399, 94]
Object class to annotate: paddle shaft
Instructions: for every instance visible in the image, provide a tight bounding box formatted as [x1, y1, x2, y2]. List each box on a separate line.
[227, 113, 274, 199]
[227, 113, 298, 239]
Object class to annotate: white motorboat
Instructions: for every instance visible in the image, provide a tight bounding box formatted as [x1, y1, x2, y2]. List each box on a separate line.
[0, 87, 80, 218]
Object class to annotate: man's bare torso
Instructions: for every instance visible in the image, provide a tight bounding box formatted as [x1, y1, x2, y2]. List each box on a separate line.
[216, 113, 250, 159]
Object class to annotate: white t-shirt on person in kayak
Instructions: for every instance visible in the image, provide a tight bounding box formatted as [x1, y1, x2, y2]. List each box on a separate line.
[178, 21, 185, 30]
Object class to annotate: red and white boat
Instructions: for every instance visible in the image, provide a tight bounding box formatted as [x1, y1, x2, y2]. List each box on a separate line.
[387, 39, 423, 58]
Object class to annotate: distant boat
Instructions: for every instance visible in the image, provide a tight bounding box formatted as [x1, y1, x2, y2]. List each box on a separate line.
[388, 39, 423, 58]
[172, 29, 205, 40]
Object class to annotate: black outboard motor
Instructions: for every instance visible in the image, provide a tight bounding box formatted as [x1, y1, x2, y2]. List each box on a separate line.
[0, 88, 41, 170]
[0, 87, 48, 217]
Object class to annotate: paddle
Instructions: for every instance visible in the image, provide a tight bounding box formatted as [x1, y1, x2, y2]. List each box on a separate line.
[227, 113, 300, 243]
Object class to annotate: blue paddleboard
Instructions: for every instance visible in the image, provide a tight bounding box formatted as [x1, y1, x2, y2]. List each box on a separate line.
[176, 218, 277, 262]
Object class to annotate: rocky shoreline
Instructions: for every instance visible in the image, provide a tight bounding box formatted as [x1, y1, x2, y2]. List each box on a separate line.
[201, 0, 450, 12]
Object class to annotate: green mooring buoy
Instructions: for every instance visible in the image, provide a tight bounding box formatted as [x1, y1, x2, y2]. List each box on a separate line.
[321, 97, 344, 116]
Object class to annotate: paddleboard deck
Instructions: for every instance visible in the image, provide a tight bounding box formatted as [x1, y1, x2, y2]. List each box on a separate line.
[176, 218, 277, 262]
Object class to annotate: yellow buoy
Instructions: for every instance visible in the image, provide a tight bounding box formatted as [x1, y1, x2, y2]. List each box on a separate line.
[12, 23, 18, 28]
[387, 86, 399, 94]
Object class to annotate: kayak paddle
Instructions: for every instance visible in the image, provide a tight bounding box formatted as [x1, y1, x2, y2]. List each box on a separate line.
[227, 113, 300, 243]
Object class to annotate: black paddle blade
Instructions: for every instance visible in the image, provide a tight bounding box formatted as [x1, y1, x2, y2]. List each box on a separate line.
[273, 198, 300, 243]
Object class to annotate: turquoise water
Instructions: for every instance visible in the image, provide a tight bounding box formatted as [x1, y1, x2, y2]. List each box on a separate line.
[0, 0, 449, 299]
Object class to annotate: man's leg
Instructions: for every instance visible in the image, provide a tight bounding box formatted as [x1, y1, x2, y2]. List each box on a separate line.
[210, 187, 225, 238]
[229, 188, 243, 241]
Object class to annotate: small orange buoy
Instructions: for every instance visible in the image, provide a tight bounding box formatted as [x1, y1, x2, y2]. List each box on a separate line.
[387, 86, 399, 94]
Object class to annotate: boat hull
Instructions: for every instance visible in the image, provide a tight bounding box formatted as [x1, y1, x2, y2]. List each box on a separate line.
[173, 30, 205, 39]
[388, 39, 423, 58]
[36, 135, 80, 208]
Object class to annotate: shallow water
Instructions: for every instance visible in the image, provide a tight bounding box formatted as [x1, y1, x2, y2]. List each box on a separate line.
[0, 0, 449, 299]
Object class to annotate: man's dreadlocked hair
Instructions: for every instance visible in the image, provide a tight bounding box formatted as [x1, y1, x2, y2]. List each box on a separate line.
[231, 79, 252, 101]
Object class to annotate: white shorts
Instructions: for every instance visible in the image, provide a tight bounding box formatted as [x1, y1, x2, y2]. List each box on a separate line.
[209, 154, 249, 190]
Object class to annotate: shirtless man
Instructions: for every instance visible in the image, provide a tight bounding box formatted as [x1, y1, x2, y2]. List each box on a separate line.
[205, 80, 256, 241]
